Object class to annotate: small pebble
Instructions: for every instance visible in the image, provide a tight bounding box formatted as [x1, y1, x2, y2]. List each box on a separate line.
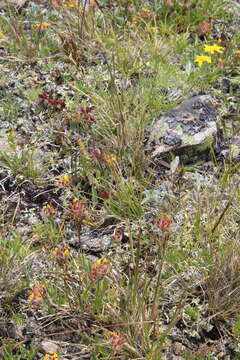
[40, 340, 59, 354]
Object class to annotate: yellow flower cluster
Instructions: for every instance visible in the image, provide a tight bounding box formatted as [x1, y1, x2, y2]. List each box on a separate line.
[95, 258, 111, 266]
[53, 246, 70, 257]
[43, 354, 59, 360]
[104, 153, 117, 166]
[204, 44, 223, 55]
[140, 7, 153, 19]
[56, 174, 70, 187]
[34, 22, 51, 31]
[194, 55, 212, 67]
[194, 43, 223, 67]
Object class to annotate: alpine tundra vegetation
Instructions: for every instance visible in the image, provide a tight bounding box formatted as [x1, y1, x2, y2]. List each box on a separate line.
[0, 0, 239, 359]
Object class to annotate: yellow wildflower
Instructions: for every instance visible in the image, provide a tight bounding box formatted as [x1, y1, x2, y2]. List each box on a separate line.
[140, 7, 153, 19]
[194, 55, 212, 67]
[104, 153, 117, 166]
[34, 22, 51, 31]
[95, 258, 111, 265]
[43, 354, 59, 360]
[204, 44, 223, 54]
[76, 138, 88, 156]
[56, 174, 70, 187]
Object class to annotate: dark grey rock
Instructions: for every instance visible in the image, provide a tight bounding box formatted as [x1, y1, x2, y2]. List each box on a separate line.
[0, 322, 23, 340]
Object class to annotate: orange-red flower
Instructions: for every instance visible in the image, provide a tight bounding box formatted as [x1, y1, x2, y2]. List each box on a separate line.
[28, 284, 46, 307]
[71, 198, 87, 219]
[89, 258, 112, 281]
[154, 216, 171, 232]
[108, 331, 125, 349]
[42, 204, 56, 216]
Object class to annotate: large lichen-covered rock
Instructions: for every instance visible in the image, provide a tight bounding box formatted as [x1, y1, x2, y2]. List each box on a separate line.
[0, 0, 28, 10]
[147, 95, 217, 163]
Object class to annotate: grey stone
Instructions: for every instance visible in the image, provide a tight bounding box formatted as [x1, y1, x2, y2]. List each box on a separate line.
[0, 0, 28, 9]
[0, 322, 23, 340]
[147, 95, 217, 164]
[40, 340, 59, 354]
[69, 232, 112, 252]
[0, 134, 13, 155]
